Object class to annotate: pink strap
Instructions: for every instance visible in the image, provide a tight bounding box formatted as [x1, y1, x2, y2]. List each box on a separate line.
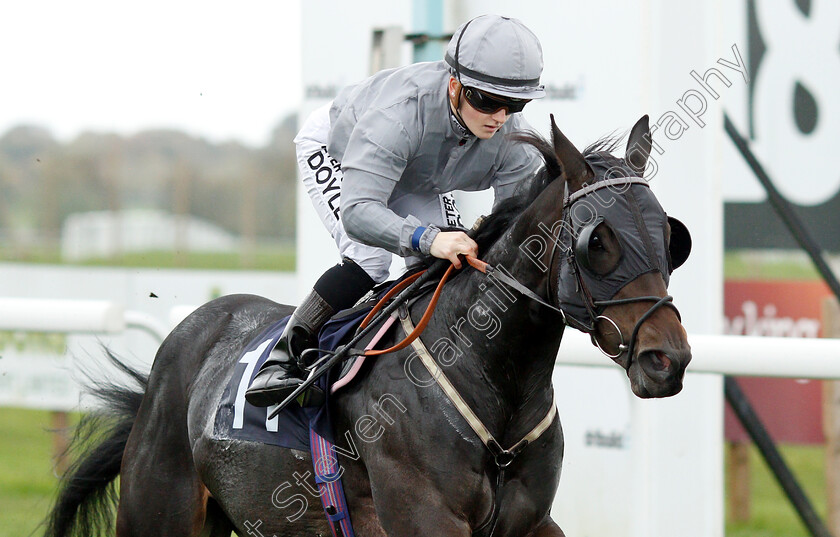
[330, 314, 397, 394]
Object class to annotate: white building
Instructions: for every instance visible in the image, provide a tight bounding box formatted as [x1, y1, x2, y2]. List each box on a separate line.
[61, 209, 236, 261]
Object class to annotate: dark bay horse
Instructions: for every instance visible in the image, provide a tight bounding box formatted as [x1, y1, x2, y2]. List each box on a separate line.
[44, 115, 691, 537]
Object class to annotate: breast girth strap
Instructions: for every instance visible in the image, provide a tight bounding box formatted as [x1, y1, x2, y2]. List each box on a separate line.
[399, 310, 557, 537]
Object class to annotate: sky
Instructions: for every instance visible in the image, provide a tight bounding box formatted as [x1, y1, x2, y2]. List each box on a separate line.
[1, 0, 302, 147]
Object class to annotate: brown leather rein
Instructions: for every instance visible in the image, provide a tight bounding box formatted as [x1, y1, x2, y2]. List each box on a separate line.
[358, 254, 566, 356]
[357, 263, 457, 355]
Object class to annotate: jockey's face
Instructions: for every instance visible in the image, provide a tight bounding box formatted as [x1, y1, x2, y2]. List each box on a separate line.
[448, 78, 510, 140]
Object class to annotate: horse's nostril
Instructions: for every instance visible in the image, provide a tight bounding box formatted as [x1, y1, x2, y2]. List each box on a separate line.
[638, 349, 673, 377]
[650, 350, 671, 372]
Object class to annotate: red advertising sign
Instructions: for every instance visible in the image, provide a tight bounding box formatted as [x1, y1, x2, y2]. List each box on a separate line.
[724, 280, 832, 445]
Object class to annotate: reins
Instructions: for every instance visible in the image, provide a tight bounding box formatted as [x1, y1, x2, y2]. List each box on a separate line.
[358, 254, 566, 357]
[465, 256, 567, 320]
[357, 263, 457, 356]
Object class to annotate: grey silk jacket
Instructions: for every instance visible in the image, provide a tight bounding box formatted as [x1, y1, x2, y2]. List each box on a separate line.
[328, 60, 542, 257]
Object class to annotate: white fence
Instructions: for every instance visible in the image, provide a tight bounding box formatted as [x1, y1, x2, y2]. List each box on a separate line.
[559, 329, 840, 379]
[0, 263, 296, 411]
[0, 298, 179, 411]
[4, 297, 839, 392]
[0, 297, 171, 342]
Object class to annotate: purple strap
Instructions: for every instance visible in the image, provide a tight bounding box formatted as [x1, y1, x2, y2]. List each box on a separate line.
[309, 428, 356, 537]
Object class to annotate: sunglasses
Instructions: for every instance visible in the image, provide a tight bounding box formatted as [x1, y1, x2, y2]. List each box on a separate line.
[462, 87, 530, 114]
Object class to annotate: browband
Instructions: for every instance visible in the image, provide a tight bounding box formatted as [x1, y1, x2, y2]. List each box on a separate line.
[564, 177, 649, 206]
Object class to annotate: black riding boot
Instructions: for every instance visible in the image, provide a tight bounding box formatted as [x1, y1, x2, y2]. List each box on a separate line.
[245, 289, 334, 408]
[245, 259, 376, 408]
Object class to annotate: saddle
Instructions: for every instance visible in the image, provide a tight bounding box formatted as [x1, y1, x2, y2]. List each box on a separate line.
[212, 279, 409, 450]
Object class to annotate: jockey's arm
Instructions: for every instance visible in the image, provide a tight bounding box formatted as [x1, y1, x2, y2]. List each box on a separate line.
[341, 169, 476, 268]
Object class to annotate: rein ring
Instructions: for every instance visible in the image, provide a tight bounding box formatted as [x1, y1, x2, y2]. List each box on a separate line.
[593, 314, 628, 359]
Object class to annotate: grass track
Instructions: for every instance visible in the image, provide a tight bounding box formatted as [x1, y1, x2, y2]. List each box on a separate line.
[0, 408, 76, 537]
[726, 443, 826, 537]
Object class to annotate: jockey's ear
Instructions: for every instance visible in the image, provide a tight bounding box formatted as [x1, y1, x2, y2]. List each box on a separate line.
[626, 115, 651, 175]
[550, 114, 593, 193]
[448, 77, 461, 97]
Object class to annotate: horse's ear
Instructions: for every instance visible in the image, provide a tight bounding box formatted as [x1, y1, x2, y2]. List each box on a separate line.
[626, 115, 651, 175]
[550, 114, 593, 192]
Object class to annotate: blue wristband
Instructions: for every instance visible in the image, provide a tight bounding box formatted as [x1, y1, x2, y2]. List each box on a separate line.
[411, 226, 427, 252]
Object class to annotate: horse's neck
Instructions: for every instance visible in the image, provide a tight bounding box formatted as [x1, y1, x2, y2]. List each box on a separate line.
[432, 225, 563, 427]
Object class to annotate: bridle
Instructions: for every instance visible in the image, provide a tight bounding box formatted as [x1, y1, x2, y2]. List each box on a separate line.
[590, 295, 676, 364]
[531, 176, 682, 369]
[462, 247, 677, 372]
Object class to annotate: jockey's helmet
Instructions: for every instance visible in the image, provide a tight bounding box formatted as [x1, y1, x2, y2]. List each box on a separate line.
[445, 15, 545, 100]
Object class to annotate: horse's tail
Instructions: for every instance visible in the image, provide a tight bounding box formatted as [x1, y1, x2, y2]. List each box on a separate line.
[43, 350, 148, 537]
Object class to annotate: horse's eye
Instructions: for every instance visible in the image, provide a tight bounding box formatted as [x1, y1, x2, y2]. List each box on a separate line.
[575, 220, 622, 276]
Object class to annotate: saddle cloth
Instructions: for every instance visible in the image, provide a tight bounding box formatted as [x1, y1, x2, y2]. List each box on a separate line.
[212, 301, 389, 451]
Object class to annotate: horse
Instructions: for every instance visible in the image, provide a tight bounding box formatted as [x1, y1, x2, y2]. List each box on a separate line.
[43, 115, 692, 537]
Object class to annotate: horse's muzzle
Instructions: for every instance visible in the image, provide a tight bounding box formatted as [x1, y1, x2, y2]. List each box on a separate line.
[633, 343, 692, 398]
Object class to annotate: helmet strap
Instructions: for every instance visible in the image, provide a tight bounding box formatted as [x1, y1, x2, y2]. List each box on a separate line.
[449, 82, 475, 137]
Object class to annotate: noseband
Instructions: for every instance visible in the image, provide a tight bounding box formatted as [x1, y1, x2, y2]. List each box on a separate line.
[592, 295, 677, 367]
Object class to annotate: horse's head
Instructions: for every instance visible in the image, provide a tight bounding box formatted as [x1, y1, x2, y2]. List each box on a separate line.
[548, 115, 692, 398]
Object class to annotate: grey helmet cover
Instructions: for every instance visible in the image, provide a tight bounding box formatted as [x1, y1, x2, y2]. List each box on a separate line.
[445, 14, 545, 100]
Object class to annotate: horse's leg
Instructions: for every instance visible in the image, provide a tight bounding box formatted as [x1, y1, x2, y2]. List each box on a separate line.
[116, 349, 212, 536]
[116, 409, 210, 537]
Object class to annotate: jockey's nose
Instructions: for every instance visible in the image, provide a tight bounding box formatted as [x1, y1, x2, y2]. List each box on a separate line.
[491, 108, 509, 122]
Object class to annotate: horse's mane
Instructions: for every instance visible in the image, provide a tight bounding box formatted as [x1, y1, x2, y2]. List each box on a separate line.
[472, 131, 626, 253]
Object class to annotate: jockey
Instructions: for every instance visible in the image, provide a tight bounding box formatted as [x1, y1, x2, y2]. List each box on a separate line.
[246, 14, 546, 408]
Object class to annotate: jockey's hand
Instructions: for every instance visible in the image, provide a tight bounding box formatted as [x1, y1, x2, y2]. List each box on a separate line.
[429, 231, 478, 269]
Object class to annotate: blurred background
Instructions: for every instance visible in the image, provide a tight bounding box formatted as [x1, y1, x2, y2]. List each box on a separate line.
[0, 0, 301, 269]
[1, 1, 839, 537]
